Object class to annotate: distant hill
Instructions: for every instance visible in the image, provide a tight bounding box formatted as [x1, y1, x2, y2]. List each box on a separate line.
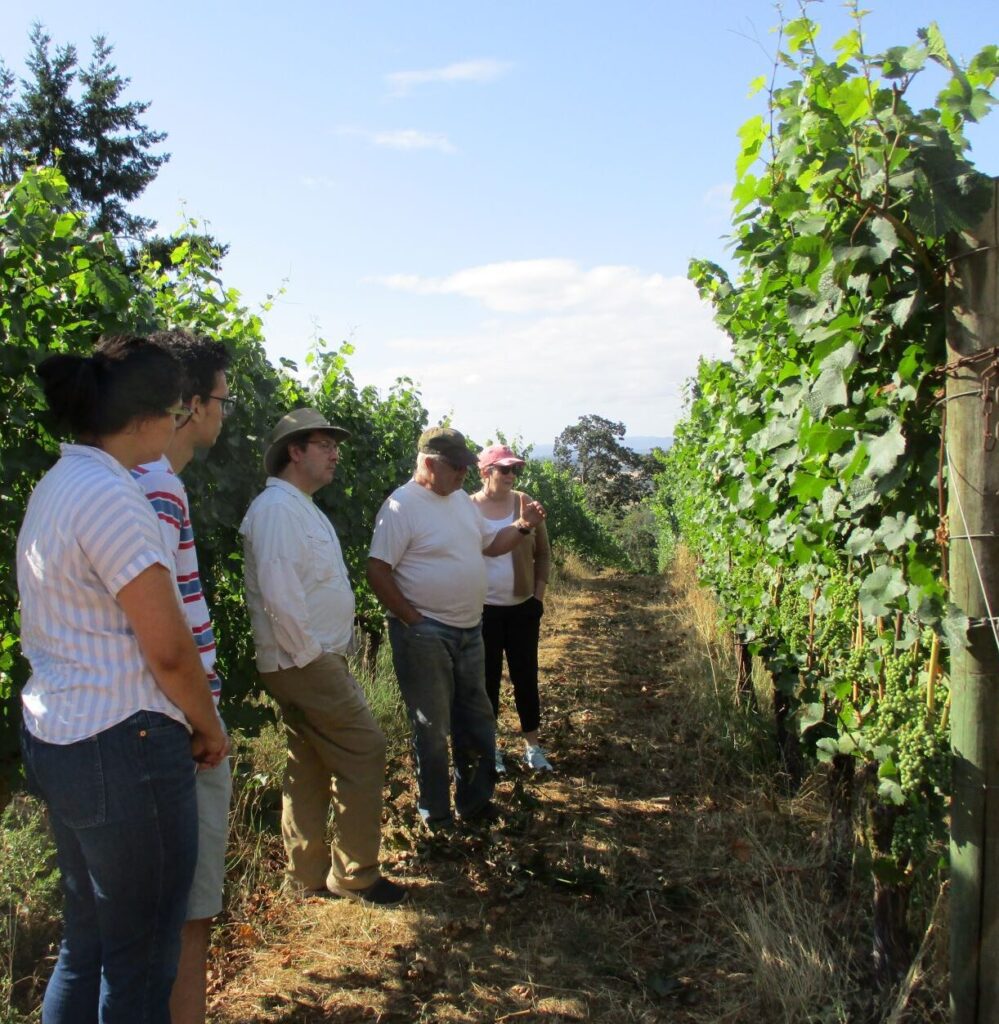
[530, 436, 672, 460]
[625, 436, 673, 455]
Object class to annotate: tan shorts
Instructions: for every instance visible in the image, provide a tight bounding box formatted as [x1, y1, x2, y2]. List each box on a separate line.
[185, 756, 232, 920]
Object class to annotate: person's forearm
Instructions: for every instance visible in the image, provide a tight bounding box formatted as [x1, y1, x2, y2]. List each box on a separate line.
[485, 524, 532, 557]
[154, 661, 222, 738]
[117, 565, 225, 740]
[367, 559, 423, 625]
[151, 661, 228, 767]
[485, 499, 546, 557]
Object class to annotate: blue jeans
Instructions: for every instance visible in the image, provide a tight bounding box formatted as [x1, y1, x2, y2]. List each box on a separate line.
[21, 711, 198, 1024]
[388, 616, 496, 824]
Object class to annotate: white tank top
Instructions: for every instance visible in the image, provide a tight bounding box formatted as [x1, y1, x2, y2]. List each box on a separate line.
[482, 510, 519, 606]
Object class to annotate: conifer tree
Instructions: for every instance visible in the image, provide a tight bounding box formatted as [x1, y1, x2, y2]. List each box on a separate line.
[0, 24, 168, 238]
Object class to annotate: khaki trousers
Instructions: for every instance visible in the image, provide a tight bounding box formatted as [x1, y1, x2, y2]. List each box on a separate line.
[261, 653, 386, 892]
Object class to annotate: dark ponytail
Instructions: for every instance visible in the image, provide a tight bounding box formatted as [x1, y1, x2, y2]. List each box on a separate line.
[37, 354, 103, 437]
[37, 334, 183, 439]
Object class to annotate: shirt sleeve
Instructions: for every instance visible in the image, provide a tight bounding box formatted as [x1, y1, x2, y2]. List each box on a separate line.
[76, 479, 171, 597]
[369, 497, 412, 569]
[134, 468, 187, 570]
[244, 500, 323, 667]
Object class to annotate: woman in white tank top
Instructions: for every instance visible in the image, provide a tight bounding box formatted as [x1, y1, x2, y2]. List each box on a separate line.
[471, 444, 553, 773]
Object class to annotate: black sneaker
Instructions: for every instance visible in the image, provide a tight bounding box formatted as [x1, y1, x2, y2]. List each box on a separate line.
[329, 877, 408, 907]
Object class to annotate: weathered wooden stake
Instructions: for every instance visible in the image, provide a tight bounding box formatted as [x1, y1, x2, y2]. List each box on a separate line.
[947, 178, 999, 1024]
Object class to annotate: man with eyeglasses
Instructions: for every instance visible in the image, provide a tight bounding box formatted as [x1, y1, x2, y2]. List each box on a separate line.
[132, 329, 233, 1024]
[367, 427, 546, 830]
[239, 408, 407, 907]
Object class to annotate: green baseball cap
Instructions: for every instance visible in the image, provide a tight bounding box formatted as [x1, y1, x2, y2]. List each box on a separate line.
[418, 426, 479, 468]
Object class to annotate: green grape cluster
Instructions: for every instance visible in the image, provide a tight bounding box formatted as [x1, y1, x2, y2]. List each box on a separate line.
[814, 569, 859, 658]
[773, 585, 810, 660]
[838, 644, 869, 700]
[868, 651, 950, 865]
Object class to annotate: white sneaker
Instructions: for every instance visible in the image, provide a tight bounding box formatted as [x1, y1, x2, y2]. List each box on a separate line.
[524, 744, 553, 771]
[494, 749, 507, 775]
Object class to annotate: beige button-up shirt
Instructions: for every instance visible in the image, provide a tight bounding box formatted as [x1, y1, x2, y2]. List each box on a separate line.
[240, 478, 355, 672]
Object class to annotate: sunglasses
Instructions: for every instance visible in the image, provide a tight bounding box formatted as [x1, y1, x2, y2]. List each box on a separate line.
[493, 464, 523, 476]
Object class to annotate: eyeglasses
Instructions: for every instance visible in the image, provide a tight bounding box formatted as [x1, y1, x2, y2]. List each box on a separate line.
[493, 465, 523, 476]
[167, 403, 193, 427]
[307, 439, 340, 454]
[443, 458, 468, 472]
[209, 394, 237, 418]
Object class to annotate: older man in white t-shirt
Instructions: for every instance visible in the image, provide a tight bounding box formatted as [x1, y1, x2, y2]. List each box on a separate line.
[241, 408, 406, 907]
[367, 427, 545, 828]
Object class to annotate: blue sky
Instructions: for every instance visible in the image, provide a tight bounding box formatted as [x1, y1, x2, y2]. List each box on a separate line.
[4, 1, 996, 445]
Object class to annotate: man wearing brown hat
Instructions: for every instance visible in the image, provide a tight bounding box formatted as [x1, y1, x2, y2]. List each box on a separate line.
[239, 408, 406, 906]
[367, 427, 546, 829]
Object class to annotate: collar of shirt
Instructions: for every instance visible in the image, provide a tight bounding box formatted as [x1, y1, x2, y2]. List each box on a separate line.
[263, 476, 341, 544]
[265, 476, 316, 504]
[61, 443, 142, 486]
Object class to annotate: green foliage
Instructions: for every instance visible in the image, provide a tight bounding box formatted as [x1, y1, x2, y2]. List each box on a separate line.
[518, 459, 627, 569]
[601, 504, 659, 574]
[0, 796, 60, 1020]
[1, 25, 168, 238]
[659, 3, 996, 890]
[137, 231, 229, 274]
[352, 641, 410, 753]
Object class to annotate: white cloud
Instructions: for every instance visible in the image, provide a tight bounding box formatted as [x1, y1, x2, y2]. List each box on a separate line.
[371, 129, 456, 154]
[337, 126, 456, 154]
[387, 58, 512, 97]
[301, 174, 336, 190]
[369, 259, 732, 442]
[378, 259, 694, 314]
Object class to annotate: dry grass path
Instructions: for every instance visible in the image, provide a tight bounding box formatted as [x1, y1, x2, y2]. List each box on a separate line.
[207, 566, 827, 1023]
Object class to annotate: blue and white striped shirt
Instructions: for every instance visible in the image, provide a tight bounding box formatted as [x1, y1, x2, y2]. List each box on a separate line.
[18, 444, 189, 743]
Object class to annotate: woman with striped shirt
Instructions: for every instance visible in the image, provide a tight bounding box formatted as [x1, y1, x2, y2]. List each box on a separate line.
[17, 334, 228, 1024]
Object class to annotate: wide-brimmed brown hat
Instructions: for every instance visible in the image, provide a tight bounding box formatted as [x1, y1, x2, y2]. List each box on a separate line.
[264, 408, 350, 476]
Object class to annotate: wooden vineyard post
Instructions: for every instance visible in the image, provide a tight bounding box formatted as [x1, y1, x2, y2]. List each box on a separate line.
[948, 178, 999, 1024]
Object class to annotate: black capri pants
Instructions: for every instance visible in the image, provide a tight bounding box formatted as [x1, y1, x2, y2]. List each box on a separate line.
[481, 597, 544, 735]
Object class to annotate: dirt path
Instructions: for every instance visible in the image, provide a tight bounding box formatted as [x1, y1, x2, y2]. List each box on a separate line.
[208, 567, 788, 1023]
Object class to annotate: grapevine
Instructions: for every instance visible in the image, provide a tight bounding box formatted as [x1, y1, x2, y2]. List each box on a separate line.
[651, 2, 997, 980]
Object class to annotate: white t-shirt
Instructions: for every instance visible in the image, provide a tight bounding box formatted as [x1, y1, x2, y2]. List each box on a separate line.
[240, 478, 356, 672]
[18, 444, 187, 743]
[370, 480, 499, 628]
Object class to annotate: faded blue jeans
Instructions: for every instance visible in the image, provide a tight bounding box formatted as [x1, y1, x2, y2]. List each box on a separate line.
[388, 616, 496, 824]
[21, 711, 198, 1024]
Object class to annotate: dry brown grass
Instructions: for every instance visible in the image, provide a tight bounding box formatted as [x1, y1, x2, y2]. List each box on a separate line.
[205, 551, 944, 1024]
